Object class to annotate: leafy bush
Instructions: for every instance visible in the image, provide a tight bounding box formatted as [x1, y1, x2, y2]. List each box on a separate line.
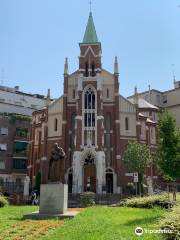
[0, 194, 9, 208]
[118, 194, 174, 209]
[80, 192, 95, 207]
[159, 205, 180, 240]
[125, 182, 136, 195]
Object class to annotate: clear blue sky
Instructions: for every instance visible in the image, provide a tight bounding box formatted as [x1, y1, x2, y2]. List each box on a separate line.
[0, 0, 180, 98]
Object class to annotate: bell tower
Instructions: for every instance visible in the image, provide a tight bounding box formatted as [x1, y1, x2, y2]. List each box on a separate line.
[79, 12, 102, 77]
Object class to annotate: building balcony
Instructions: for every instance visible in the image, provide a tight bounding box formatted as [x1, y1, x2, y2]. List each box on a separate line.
[13, 152, 28, 158]
[14, 136, 29, 142]
[11, 168, 27, 175]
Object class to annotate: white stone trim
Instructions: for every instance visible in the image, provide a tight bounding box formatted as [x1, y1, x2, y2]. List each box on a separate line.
[62, 121, 67, 124]
[115, 120, 120, 123]
[67, 104, 76, 107]
[97, 116, 104, 120]
[13, 157, 28, 159]
[81, 46, 98, 58]
[27, 165, 32, 169]
[120, 136, 136, 140]
[41, 157, 47, 161]
[116, 155, 121, 159]
[103, 103, 115, 106]
[76, 116, 82, 120]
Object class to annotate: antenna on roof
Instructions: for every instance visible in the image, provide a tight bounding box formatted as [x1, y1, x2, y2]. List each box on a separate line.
[148, 84, 151, 103]
[171, 64, 176, 83]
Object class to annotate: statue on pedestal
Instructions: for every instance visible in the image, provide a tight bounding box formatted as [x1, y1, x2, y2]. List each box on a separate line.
[48, 143, 65, 182]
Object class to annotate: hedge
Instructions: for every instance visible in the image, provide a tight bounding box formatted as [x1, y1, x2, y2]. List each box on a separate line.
[0, 194, 9, 208]
[80, 192, 95, 207]
[118, 194, 174, 209]
[159, 205, 180, 240]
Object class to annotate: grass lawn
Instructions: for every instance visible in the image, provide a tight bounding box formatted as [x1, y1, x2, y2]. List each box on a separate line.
[0, 205, 165, 240]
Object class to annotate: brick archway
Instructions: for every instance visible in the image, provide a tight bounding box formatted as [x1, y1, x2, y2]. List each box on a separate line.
[82, 148, 97, 193]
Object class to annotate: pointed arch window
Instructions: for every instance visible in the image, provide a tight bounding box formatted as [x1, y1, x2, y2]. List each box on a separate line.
[91, 62, 95, 77]
[72, 89, 76, 99]
[84, 88, 95, 110]
[85, 62, 89, 77]
[125, 117, 129, 131]
[54, 118, 58, 131]
[84, 88, 96, 146]
[107, 88, 110, 99]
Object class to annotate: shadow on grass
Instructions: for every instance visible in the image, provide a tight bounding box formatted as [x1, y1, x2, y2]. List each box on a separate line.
[126, 215, 160, 226]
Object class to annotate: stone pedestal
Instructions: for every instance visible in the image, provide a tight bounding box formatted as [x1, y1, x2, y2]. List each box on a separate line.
[40, 183, 68, 214]
[24, 183, 79, 220]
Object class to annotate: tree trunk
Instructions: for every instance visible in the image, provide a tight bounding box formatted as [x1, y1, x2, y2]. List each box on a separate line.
[173, 182, 176, 202]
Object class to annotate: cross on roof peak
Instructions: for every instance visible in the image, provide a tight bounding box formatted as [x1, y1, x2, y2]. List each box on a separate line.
[89, 0, 92, 12]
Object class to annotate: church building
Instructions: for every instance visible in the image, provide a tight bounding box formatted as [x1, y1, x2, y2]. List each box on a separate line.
[28, 12, 158, 194]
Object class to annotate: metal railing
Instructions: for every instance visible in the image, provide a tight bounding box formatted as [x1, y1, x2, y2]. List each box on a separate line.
[0, 181, 24, 194]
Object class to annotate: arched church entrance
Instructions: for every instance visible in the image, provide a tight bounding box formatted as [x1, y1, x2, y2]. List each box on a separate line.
[106, 168, 113, 193]
[84, 154, 96, 192]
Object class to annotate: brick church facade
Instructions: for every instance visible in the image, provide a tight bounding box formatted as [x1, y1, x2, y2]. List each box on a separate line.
[28, 12, 158, 194]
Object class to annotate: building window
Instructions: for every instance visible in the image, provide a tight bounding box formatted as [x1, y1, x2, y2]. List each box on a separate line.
[0, 127, 8, 136]
[72, 89, 76, 99]
[14, 141, 28, 154]
[163, 95, 167, 104]
[104, 113, 112, 131]
[0, 155, 5, 169]
[13, 158, 27, 169]
[84, 88, 95, 110]
[16, 128, 28, 138]
[91, 62, 95, 76]
[85, 62, 89, 77]
[156, 95, 161, 104]
[144, 95, 149, 102]
[125, 117, 129, 131]
[107, 89, 110, 99]
[84, 113, 95, 127]
[0, 144, 7, 151]
[70, 113, 76, 150]
[139, 124, 142, 136]
[84, 88, 96, 146]
[104, 133, 111, 148]
[54, 118, 58, 131]
[151, 128, 154, 139]
[84, 130, 95, 146]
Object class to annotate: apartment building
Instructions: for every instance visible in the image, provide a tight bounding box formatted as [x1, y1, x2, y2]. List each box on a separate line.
[128, 80, 180, 128]
[0, 85, 47, 185]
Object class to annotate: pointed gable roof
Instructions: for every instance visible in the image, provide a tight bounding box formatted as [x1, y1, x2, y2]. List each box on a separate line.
[83, 12, 99, 44]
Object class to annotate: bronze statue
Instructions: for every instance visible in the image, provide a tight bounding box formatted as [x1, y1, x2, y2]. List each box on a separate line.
[48, 143, 65, 182]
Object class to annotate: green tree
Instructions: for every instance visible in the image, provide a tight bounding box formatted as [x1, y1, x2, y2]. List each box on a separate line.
[123, 141, 152, 196]
[158, 111, 180, 201]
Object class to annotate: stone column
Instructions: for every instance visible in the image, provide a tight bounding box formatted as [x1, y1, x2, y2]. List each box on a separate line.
[72, 151, 83, 193]
[96, 151, 106, 194]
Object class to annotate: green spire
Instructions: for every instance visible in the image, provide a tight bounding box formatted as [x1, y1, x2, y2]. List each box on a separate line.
[83, 12, 99, 44]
